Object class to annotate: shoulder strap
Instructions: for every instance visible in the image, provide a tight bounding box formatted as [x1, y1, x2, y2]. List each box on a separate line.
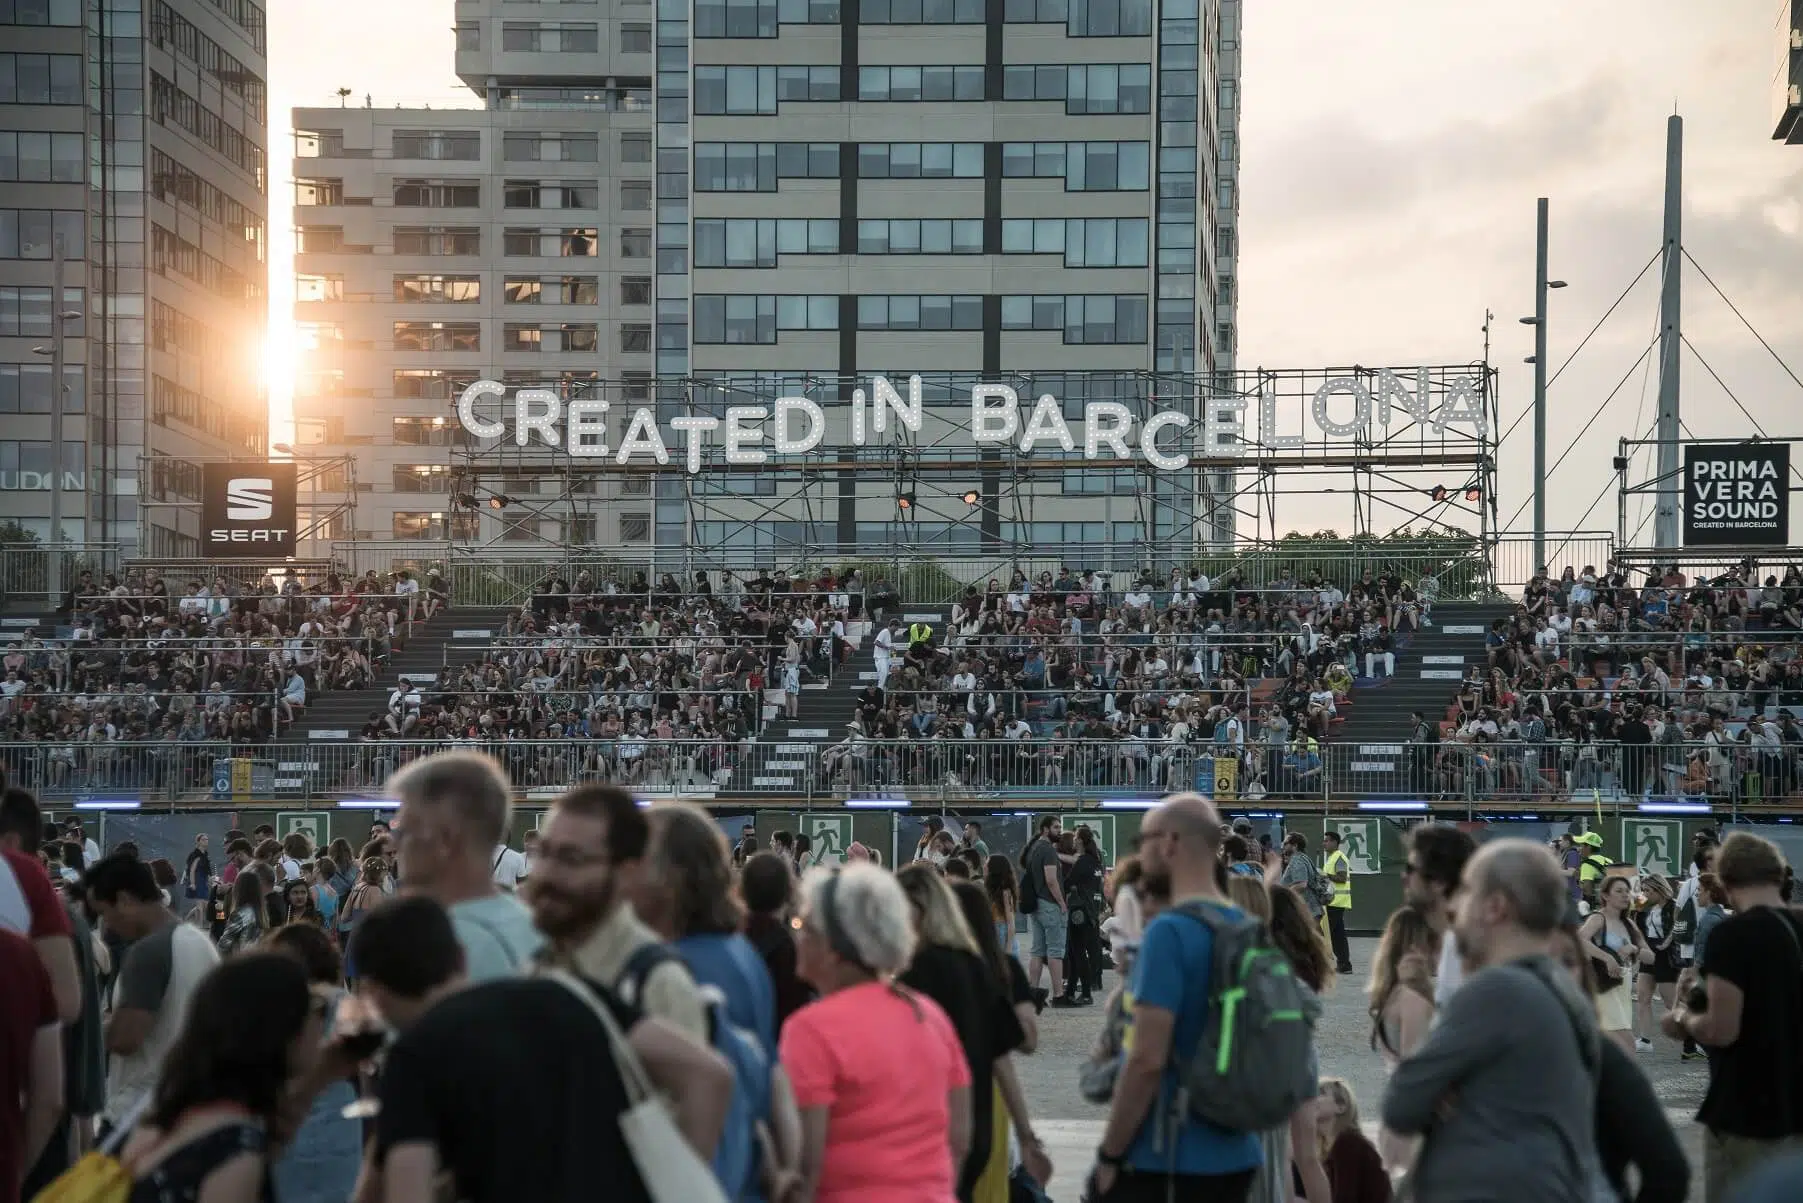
[1508, 959, 1601, 1080]
[620, 941, 681, 1007]
[493, 847, 507, 873]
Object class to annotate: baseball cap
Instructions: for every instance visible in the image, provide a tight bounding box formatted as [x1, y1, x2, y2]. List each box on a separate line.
[1574, 831, 1604, 848]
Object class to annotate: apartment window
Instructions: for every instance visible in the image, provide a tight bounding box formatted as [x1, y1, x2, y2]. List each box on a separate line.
[393, 226, 481, 255]
[0, 209, 83, 259]
[503, 323, 599, 352]
[694, 65, 838, 114]
[0, 53, 85, 104]
[0, 441, 83, 491]
[393, 465, 451, 493]
[855, 295, 982, 331]
[504, 325, 542, 352]
[856, 219, 983, 255]
[393, 321, 480, 351]
[619, 513, 650, 542]
[504, 279, 541, 304]
[1001, 63, 1151, 113]
[861, 0, 982, 22]
[1005, 0, 1149, 33]
[855, 142, 983, 179]
[503, 180, 598, 208]
[393, 274, 482, 303]
[621, 324, 652, 353]
[0, 131, 84, 182]
[620, 133, 652, 163]
[695, 0, 839, 36]
[393, 180, 481, 207]
[294, 273, 343, 303]
[504, 227, 598, 257]
[620, 180, 652, 210]
[393, 407, 479, 436]
[393, 512, 480, 541]
[694, 218, 838, 267]
[390, 130, 481, 160]
[1001, 141, 1150, 190]
[694, 295, 838, 344]
[1001, 217, 1148, 266]
[1000, 294, 1148, 343]
[0, 362, 82, 413]
[501, 22, 600, 51]
[0, 0, 83, 25]
[857, 65, 984, 102]
[620, 277, 651, 306]
[694, 142, 838, 191]
[620, 228, 651, 258]
[620, 22, 651, 51]
[454, 21, 479, 49]
[502, 132, 599, 162]
[558, 275, 599, 304]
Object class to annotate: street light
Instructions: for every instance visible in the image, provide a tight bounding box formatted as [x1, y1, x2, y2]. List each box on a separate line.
[1527, 199, 1568, 571]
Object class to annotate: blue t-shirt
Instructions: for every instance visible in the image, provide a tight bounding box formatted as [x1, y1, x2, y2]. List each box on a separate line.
[450, 893, 546, 982]
[1122, 903, 1264, 1176]
[678, 931, 778, 1057]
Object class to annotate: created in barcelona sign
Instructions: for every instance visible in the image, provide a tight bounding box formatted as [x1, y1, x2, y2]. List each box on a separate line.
[202, 462, 298, 557]
[1683, 443, 1790, 547]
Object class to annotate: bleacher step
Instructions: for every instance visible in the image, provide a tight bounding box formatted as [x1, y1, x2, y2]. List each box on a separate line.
[1421, 669, 1463, 680]
[1421, 655, 1464, 665]
[1441, 624, 1485, 635]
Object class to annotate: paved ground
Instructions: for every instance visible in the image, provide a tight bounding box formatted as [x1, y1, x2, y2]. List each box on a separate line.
[1011, 936, 1707, 1201]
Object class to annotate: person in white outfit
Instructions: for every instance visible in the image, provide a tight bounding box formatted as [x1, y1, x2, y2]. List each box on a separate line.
[873, 619, 897, 690]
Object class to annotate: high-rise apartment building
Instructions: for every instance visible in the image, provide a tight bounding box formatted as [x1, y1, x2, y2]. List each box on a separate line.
[1779, 0, 1802, 144]
[294, 0, 1239, 560]
[0, 0, 269, 556]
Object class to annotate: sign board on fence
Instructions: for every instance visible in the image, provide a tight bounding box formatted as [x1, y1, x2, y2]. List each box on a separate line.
[1622, 819, 1680, 878]
[212, 758, 274, 799]
[277, 812, 332, 849]
[1055, 814, 1117, 865]
[1683, 442, 1790, 546]
[1195, 754, 1239, 801]
[800, 814, 854, 867]
[1330, 819, 1381, 874]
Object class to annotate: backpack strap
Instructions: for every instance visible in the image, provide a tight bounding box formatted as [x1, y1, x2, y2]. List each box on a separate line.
[619, 941, 682, 1009]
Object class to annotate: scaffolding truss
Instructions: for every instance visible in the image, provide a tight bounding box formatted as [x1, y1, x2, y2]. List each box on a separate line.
[394, 362, 1501, 580]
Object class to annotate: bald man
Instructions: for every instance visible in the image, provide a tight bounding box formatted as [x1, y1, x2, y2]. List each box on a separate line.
[1091, 794, 1261, 1201]
[1383, 840, 1603, 1203]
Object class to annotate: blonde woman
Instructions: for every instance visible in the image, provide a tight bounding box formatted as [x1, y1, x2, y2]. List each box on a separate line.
[895, 863, 1043, 1203]
[1367, 907, 1436, 1173]
[1315, 1078, 1391, 1203]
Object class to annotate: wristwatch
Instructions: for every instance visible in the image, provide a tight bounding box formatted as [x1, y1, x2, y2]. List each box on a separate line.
[1096, 1147, 1126, 1168]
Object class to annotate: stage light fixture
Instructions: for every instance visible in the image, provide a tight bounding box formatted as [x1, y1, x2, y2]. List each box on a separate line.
[961, 490, 980, 507]
[897, 491, 916, 512]
[489, 494, 513, 510]
[453, 492, 480, 509]
[1464, 486, 1483, 502]
[1429, 485, 1450, 502]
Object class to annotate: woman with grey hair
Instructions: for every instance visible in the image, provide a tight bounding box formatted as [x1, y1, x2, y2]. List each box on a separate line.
[779, 865, 973, 1203]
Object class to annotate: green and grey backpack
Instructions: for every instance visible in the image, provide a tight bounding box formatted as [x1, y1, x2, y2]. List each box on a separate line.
[1169, 899, 1322, 1133]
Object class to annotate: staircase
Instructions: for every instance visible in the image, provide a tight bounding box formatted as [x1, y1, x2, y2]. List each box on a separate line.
[719, 606, 947, 798]
[1329, 600, 1515, 797]
[289, 607, 499, 740]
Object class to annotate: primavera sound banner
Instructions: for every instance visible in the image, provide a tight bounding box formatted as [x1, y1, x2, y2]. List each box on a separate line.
[1682, 443, 1790, 547]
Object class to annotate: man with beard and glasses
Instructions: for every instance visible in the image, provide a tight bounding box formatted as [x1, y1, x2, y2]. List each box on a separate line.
[385, 750, 543, 980]
[1088, 794, 1261, 1203]
[357, 896, 732, 1203]
[1382, 840, 1603, 1203]
[528, 783, 709, 1042]
[1399, 822, 1477, 1009]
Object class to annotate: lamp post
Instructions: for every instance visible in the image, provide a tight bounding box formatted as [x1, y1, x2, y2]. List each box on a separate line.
[30, 235, 83, 601]
[1519, 199, 1567, 573]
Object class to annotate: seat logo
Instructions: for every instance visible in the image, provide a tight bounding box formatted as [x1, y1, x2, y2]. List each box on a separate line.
[226, 478, 273, 521]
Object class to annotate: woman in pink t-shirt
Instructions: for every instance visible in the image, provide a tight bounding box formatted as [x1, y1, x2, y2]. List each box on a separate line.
[779, 864, 972, 1203]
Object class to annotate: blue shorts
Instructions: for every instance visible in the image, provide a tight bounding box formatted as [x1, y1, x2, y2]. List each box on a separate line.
[1027, 898, 1067, 961]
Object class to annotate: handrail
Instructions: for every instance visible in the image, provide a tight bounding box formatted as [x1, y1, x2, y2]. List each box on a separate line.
[0, 735, 1789, 808]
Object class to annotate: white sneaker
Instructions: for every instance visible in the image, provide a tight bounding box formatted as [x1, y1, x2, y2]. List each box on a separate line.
[1635, 1037, 1653, 1051]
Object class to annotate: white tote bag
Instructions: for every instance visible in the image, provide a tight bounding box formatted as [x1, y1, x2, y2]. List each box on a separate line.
[541, 968, 729, 1203]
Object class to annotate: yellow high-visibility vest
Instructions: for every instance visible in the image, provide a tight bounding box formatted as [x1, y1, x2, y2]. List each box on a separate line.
[908, 622, 933, 646]
[1325, 848, 1352, 909]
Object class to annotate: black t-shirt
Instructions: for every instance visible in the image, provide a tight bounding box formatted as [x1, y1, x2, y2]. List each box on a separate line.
[376, 977, 651, 1203]
[1066, 850, 1102, 903]
[900, 944, 1026, 1203]
[1697, 907, 1803, 1139]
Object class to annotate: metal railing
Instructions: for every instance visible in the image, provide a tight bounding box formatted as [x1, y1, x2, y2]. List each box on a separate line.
[0, 543, 124, 610]
[1, 734, 1793, 808]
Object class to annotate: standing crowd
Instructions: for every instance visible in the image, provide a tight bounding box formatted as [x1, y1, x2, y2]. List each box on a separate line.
[2, 750, 1802, 1201]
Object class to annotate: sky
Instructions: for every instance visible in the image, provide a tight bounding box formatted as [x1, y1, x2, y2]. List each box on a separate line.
[264, 0, 1803, 550]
